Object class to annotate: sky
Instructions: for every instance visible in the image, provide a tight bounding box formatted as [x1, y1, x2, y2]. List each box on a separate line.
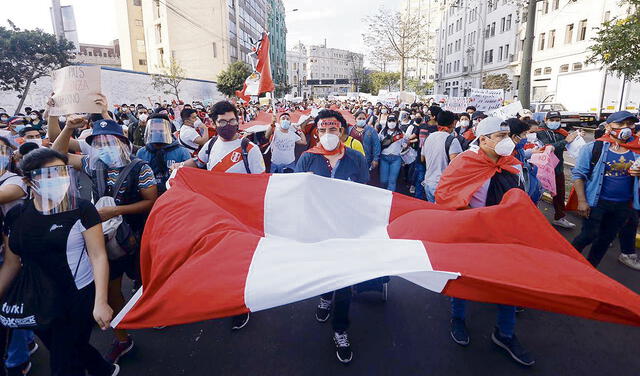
[2, 0, 400, 52]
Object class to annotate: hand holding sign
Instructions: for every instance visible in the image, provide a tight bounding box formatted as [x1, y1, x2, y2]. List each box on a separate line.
[49, 66, 102, 116]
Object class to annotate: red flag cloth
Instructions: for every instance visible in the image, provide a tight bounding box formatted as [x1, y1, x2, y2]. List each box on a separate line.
[235, 82, 250, 102]
[256, 33, 275, 94]
[112, 169, 640, 329]
[435, 148, 522, 210]
[596, 135, 640, 153]
[306, 143, 345, 156]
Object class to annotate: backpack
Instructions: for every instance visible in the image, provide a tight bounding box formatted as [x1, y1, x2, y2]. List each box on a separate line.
[588, 140, 605, 178]
[204, 136, 252, 174]
[445, 135, 470, 163]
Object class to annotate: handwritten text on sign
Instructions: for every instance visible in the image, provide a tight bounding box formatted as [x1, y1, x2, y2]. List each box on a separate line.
[49, 66, 102, 116]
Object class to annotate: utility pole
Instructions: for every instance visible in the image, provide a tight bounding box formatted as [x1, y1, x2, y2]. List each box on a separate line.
[518, 0, 538, 109]
[51, 0, 65, 41]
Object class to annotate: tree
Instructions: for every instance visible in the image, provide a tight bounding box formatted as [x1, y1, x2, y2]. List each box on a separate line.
[587, 0, 640, 80]
[151, 57, 185, 101]
[405, 79, 434, 96]
[359, 71, 373, 94]
[216, 61, 252, 98]
[483, 74, 512, 91]
[370, 71, 401, 95]
[0, 21, 75, 114]
[362, 7, 428, 91]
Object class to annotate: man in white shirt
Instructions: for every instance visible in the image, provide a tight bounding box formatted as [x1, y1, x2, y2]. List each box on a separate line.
[178, 108, 209, 155]
[422, 110, 462, 202]
[265, 113, 307, 173]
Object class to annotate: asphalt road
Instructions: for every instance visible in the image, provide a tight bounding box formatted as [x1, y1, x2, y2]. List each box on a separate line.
[25, 199, 639, 376]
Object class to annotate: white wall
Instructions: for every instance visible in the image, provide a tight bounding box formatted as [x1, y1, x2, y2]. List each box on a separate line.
[0, 66, 224, 114]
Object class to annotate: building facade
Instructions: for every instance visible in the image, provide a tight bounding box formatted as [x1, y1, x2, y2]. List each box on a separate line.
[435, 0, 520, 99]
[50, 4, 79, 51]
[116, 0, 148, 72]
[305, 44, 364, 97]
[401, 0, 445, 84]
[286, 42, 308, 97]
[75, 42, 122, 68]
[267, 0, 287, 89]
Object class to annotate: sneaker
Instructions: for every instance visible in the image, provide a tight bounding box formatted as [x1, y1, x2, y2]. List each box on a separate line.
[7, 361, 31, 376]
[409, 186, 416, 194]
[618, 253, 640, 271]
[491, 328, 535, 366]
[316, 297, 332, 323]
[333, 331, 353, 364]
[450, 318, 470, 346]
[231, 312, 250, 330]
[551, 217, 576, 229]
[104, 336, 134, 364]
[27, 341, 38, 356]
[110, 364, 120, 376]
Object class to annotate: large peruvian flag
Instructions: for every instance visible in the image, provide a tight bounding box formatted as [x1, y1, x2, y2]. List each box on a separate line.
[235, 33, 275, 101]
[112, 169, 640, 329]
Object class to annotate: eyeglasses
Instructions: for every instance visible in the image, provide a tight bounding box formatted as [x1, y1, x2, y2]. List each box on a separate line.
[217, 119, 239, 127]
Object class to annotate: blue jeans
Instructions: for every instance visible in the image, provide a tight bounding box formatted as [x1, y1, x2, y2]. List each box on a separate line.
[270, 161, 296, 173]
[425, 183, 437, 203]
[6, 329, 34, 368]
[451, 298, 516, 338]
[413, 163, 426, 200]
[379, 154, 402, 191]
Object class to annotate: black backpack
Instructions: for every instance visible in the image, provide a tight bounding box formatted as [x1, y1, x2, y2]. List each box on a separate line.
[588, 140, 605, 179]
[445, 135, 470, 163]
[204, 136, 252, 174]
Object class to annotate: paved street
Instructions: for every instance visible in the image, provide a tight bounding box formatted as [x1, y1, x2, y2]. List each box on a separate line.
[26, 199, 640, 376]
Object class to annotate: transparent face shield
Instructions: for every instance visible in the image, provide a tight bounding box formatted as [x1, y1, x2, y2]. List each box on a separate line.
[28, 165, 79, 215]
[0, 145, 11, 176]
[89, 134, 132, 170]
[144, 118, 173, 145]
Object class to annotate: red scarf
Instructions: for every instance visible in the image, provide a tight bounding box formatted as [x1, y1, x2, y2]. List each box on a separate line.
[306, 142, 346, 156]
[436, 148, 522, 210]
[463, 129, 475, 141]
[553, 128, 569, 137]
[596, 135, 640, 154]
[438, 126, 452, 133]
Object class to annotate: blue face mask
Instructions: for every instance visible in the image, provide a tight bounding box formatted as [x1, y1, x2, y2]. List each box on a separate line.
[356, 119, 366, 127]
[547, 121, 561, 130]
[280, 120, 291, 130]
[14, 124, 25, 133]
[98, 146, 122, 167]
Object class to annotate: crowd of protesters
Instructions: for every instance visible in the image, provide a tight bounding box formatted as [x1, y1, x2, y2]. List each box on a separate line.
[0, 91, 637, 374]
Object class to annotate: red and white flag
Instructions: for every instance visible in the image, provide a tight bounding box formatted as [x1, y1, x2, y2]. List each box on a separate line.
[235, 33, 275, 101]
[112, 169, 640, 329]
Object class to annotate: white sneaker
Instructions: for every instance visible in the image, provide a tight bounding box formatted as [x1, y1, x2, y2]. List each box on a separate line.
[618, 253, 640, 271]
[552, 217, 576, 229]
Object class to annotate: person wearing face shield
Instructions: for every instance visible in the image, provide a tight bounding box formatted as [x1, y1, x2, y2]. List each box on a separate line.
[52, 115, 158, 367]
[570, 111, 640, 270]
[347, 111, 381, 170]
[136, 114, 191, 194]
[536, 111, 580, 229]
[435, 117, 534, 367]
[0, 148, 117, 375]
[264, 112, 307, 173]
[295, 109, 369, 364]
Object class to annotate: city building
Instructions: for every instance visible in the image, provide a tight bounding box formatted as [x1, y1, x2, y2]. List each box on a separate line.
[75, 41, 122, 68]
[305, 43, 364, 97]
[117, 0, 287, 85]
[50, 3, 79, 50]
[116, 0, 148, 72]
[286, 42, 309, 97]
[267, 0, 287, 90]
[434, 0, 520, 99]
[401, 0, 445, 84]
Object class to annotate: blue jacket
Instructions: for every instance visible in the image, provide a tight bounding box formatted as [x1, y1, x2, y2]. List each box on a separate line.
[348, 125, 381, 166]
[515, 144, 543, 203]
[295, 147, 370, 183]
[571, 140, 640, 209]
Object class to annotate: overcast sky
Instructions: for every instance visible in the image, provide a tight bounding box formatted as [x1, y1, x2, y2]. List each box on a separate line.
[2, 0, 400, 52]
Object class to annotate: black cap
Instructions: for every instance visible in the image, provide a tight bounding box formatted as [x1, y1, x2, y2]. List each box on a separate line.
[546, 111, 562, 119]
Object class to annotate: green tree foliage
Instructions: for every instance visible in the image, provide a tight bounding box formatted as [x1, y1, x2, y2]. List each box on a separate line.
[217, 61, 253, 98]
[0, 21, 75, 114]
[405, 79, 434, 95]
[587, 0, 640, 80]
[482, 74, 512, 91]
[151, 57, 186, 101]
[370, 72, 401, 95]
[359, 71, 374, 94]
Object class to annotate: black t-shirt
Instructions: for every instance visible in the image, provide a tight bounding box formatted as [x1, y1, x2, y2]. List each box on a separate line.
[4, 199, 100, 293]
[411, 124, 431, 151]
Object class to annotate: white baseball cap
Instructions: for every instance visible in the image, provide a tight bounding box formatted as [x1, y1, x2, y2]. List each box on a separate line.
[475, 117, 509, 137]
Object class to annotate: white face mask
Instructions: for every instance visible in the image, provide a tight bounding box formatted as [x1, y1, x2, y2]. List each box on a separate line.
[320, 133, 340, 151]
[459, 120, 469, 128]
[138, 114, 149, 122]
[29, 114, 38, 120]
[381, 109, 388, 114]
[526, 133, 537, 143]
[494, 137, 516, 156]
[33, 176, 71, 208]
[387, 122, 397, 129]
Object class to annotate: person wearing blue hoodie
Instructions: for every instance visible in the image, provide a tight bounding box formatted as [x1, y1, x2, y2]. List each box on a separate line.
[347, 111, 381, 170]
[506, 118, 543, 204]
[136, 113, 191, 194]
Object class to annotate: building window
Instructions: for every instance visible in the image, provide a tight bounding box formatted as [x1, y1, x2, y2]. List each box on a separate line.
[133, 0, 141, 5]
[155, 25, 162, 43]
[484, 49, 494, 64]
[505, 44, 510, 60]
[542, 0, 549, 14]
[538, 33, 546, 50]
[565, 24, 574, 44]
[500, 17, 505, 33]
[573, 62, 583, 71]
[506, 14, 512, 31]
[212, 42, 217, 58]
[548, 30, 556, 48]
[138, 59, 147, 65]
[578, 20, 588, 41]
[534, 68, 542, 76]
[560, 64, 569, 73]
[499, 46, 504, 61]
[544, 67, 552, 74]
[88, 51, 93, 56]
[136, 39, 145, 53]
[135, 19, 143, 26]
[491, 22, 496, 36]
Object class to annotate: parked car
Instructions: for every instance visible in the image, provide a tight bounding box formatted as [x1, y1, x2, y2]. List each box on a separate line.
[530, 102, 598, 128]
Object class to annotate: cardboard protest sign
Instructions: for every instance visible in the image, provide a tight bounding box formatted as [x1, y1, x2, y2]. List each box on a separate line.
[486, 101, 523, 120]
[433, 95, 449, 105]
[49, 65, 102, 116]
[444, 97, 472, 113]
[469, 88, 504, 111]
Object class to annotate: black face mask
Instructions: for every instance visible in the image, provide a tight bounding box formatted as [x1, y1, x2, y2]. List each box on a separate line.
[414, 118, 423, 124]
[217, 122, 239, 140]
